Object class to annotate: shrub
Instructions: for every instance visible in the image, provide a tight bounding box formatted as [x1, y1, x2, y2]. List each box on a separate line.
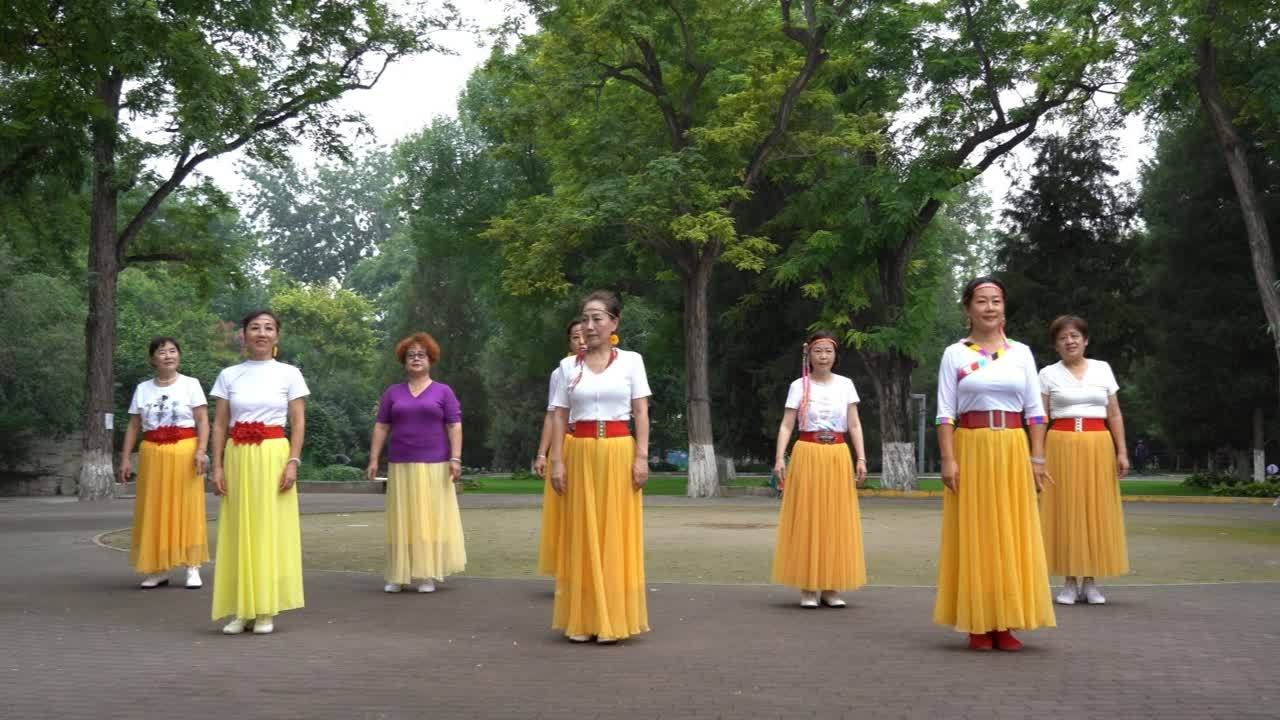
[510, 469, 542, 483]
[1210, 480, 1280, 497]
[299, 464, 366, 482]
[649, 461, 679, 472]
[1183, 471, 1240, 489]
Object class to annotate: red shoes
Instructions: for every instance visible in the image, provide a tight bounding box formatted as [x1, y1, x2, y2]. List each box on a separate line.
[968, 630, 1023, 651]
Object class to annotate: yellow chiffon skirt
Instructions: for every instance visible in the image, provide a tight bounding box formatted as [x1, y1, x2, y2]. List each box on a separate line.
[385, 461, 466, 584]
[1041, 429, 1129, 578]
[211, 438, 304, 621]
[130, 437, 209, 574]
[553, 435, 648, 639]
[934, 428, 1056, 633]
[772, 441, 866, 591]
[537, 434, 573, 576]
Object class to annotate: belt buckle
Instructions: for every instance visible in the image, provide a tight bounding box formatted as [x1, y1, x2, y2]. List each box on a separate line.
[596, 420, 606, 439]
[1074, 417, 1083, 433]
[988, 410, 1007, 431]
[816, 430, 836, 444]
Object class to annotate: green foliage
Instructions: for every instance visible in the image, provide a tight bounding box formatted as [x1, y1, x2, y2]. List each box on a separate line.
[1210, 481, 1280, 498]
[1182, 471, 1241, 489]
[297, 464, 367, 483]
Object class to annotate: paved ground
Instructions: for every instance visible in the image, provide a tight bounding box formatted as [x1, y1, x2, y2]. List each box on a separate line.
[1, 495, 1277, 720]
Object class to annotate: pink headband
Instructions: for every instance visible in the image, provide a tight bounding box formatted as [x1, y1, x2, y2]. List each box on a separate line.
[971, 282, 1002, 295]
[807, 338, 837, 352]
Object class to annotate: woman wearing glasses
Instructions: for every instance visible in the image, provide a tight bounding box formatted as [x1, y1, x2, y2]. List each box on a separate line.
[548, 290, 651, 644]
[367, 332, 466, 594]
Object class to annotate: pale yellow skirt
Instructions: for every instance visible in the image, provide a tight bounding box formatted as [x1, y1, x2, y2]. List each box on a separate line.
[537, 434, 573, 577]
[933, 428, 1056, 633]
[772, 441, 866, 591]
[211, 438, 304, 621]
[130, 437, 209, 574]
[1041, 428, 1130, 578]
[385, 461, 466, 584]
[552, 435, 648, 639]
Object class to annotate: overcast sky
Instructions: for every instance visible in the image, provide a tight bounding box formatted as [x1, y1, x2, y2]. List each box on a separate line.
[198, 0, 1151, 226]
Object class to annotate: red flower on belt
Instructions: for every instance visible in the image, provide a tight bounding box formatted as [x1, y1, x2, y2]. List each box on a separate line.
[230, 421, 271, 445]
[146, 426, 189, 444]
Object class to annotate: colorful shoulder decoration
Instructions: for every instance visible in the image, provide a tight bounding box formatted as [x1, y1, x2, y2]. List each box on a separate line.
[956, 338, 1011, 382]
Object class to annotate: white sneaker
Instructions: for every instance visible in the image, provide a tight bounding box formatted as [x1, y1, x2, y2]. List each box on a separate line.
[799, 591, 819, 608]
[140, 573, 169, 589]
[567, 634, 592, 643]
[383, 583, 403, 593]
[222, 618, 248, 635]
[417, 580, 436, 593]
[1082, 581, 1106, 605]
[596, 636, 618, 645]
[252, 616, 274, 634]
[185, 567, 202, 589]
[1056, 578, 1079, 605]
[819, 591, 847, 608]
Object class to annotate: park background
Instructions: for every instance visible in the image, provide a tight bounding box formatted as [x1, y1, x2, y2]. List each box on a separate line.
[2, 0, 1278, 500]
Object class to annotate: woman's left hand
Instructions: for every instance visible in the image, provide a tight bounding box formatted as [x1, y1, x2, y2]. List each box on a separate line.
[279, 461, 297, 492]
[449, 459, 462, 484]
[854, 458, 868, 488]
[1032, 463, 1053, 493]
[1116, 453, 1130, 478]
[631, 457, 648, 491]
[194, 453, 207, 476]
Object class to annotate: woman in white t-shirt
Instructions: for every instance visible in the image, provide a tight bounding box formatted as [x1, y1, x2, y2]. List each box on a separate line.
[548, 290, 651, 644]
[933, 277, 1055, 652]
[209, 310, 309, 636]
[118, 337, 210, 589]
[771, 331, 868, 608]
[1039, 315, 1130, 606]
[533, 319, 586, 577]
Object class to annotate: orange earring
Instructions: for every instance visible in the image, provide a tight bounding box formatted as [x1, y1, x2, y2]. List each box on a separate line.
[272, 345, 279, 358]
[608, 333, 619, 346]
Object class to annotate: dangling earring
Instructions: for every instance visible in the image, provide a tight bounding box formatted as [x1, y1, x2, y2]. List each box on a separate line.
[608, 333, 619, 347]
[272, 345, 279, 358]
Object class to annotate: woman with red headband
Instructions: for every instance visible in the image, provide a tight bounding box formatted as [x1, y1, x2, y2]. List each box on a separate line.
[534, 319, 587, 577]
[1039, 315, 1130, 606]
[118, 337, 210, 589]
[209, 310, 309, 635]
[548, 290, 651, 643]
[934, 277, 1055, 651]
[772, 331, 868, 608]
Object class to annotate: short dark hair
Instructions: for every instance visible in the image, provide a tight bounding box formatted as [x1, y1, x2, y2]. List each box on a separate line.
[1049, 314, 1089, 342]
[961, 276, 1006, 307]
[148, 337, 181, 357]
[581, 289, 622, 319]
[565, 318, 584, 337]
[241, 309, 282, 332]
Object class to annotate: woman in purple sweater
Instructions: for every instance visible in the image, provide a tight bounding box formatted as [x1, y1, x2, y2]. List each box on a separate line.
[366, 332, 465, 593]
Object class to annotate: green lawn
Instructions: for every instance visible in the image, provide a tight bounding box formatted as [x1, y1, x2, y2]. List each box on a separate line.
[468, 474, 1212, 497]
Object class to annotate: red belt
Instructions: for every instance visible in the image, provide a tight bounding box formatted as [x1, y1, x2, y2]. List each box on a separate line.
[798, 430, 845, 445]
[958, 411, 1024, 430]
[229, 422, 286, 445]
[572, 420, 631, 439]
[1050, 418, 1108, 432]
[144, 426, 197, 444]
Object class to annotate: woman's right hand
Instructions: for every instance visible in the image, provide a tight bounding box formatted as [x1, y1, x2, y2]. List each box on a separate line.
[212, 466, 226, 496]
[532, 455, 547, 476]
[365, 461, 379, 482]
[941, 458, 959, 492]
[550, 460, 566, 495]
[117, 457, 131, 484]
[773, 460, 786, 490]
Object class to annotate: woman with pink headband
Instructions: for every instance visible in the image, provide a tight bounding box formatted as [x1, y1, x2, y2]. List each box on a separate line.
[933, 277, 1055, 651]
[772, 331, 868, 609]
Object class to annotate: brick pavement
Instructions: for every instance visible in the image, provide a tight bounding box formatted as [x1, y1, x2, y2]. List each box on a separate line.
[1, 495, 1277, 719]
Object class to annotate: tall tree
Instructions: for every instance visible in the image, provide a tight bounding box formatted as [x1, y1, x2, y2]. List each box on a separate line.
[484, 0, 861, 496]
[0, 1, 455, 499]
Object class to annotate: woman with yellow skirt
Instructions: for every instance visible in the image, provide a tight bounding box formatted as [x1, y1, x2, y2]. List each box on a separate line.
[118, 337, 209, 589]
[210, 310, 309, 635]
[367, 332, 465, 593]
[772, 331, 867, 608]
[1039, 315, 1130, 606]
[548, 290, 651, 644]
[934, 277, 1055, 651]
[534, 319, 586, 576]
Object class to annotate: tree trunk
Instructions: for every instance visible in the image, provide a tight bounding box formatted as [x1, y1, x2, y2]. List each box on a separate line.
[1195, 16, 1280, 424]
[683, 252, 718, 498]
[78, 72, 124, 501]
[1253, 407, 1265, 483]
[863, 347, 917, 490]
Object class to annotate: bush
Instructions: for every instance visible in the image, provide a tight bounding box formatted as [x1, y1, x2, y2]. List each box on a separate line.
[1183, 471, 1240, 489]
[736, 463, 772, 473]
[649, 461, 679, 472]
[510, 469, 542, 483]
[1210, 480, 1280, 497]
[298, 464, 366, 482]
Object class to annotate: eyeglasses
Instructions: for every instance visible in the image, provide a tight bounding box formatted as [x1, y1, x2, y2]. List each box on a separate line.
[406, 352, 429, 360]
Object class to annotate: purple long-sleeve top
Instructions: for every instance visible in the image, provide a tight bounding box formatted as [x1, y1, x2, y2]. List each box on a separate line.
[375, 381, 462, 463]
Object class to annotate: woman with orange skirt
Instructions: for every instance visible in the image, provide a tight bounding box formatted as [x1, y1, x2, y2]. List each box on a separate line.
[209, 310, 309, 635]
[534, 319, 586, 576]
[934, 277, 1055, 651]
[118, 337, 210, 589]
[548, 290, 651, 644]
[1039, 315, 1130, 605]
[772, 331, 867, 608]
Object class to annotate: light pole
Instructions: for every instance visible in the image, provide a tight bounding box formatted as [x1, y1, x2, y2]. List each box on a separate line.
[910, 393, 927, 474]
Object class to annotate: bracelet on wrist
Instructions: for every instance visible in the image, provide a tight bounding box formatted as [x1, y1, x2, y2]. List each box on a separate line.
[1029, 456, 1046, 465]
[286, 457, 301, 466]
[536, 454, 547, 459]
[449, 457, 462, 464]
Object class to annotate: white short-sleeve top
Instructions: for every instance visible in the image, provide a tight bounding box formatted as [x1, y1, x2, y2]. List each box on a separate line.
[209, 360, 310, 427]
[1039, 359, 1118, 420]
[550, 350, 651, 422]
[936, 339, 1047, 425]
[785, 374, 859, 432]
[128, 375, 207, 431]
[545, 366, 565, 413]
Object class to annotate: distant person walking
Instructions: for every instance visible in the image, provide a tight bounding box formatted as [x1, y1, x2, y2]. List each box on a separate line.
[1133, 440, 1149, 475]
